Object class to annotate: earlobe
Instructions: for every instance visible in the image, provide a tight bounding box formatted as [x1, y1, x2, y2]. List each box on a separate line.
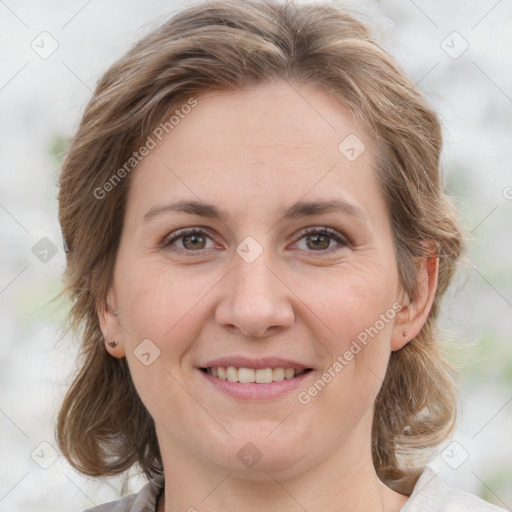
[391, 250, 439, 351]
[104, 337, 125, 358]
[97, 289, 126, 358]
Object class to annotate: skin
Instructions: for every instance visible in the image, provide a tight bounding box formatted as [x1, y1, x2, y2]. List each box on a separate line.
[99, 80, 438, 512]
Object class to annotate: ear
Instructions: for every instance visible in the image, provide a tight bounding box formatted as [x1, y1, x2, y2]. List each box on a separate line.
[391, 243, 439, 351]
[97, 287, 126, 358]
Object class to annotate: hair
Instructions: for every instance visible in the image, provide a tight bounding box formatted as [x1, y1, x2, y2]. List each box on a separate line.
[56, 0, 466, 494]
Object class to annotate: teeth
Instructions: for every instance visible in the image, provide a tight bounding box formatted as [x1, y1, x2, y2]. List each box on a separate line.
[238, 367, 255, 383]
[273, 367, 284, 381]
[206, 366, 306, 383]
[226, 366, 238, 382]
[255, 368, 273, 383]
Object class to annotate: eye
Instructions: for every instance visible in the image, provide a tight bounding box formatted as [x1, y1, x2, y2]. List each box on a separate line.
[162, 228, 216, 253]
[291, 227, 348, 253]
[161, 226, 348, 255]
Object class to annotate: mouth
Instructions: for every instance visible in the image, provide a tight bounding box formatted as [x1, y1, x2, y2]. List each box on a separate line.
[197, 357, 315, 400]
[200, 366, 312, 384]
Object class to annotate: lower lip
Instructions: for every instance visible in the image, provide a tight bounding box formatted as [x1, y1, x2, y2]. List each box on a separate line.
[198, 369, 313, 400]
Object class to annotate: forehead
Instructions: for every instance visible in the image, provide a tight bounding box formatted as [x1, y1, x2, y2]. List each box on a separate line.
[168, 81, 372, 162]
[127, 80, 382, 221]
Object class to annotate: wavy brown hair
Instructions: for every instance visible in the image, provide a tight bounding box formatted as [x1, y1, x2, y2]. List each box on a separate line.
[56, 0, 466, 494]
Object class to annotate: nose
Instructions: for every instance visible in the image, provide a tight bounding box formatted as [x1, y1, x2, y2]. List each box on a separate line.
[214, 252, 295, 338]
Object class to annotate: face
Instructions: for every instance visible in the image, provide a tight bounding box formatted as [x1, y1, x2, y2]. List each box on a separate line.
[101, 80, 417, 480]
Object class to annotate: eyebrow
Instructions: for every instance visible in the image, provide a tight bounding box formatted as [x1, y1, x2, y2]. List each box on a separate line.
[143, 198, 366, 222]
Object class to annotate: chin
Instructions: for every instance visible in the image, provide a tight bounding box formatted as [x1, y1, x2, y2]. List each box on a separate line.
[204, 425, 312, 476]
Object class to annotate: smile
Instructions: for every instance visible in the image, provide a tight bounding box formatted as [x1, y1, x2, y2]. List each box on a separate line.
[201, 366, 310, 383]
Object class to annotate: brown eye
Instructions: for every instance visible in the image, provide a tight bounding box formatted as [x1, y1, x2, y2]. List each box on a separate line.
[182, 233, 207, 250]
[306, 233, 331, 250]
[293, 227, 348, 253]
[162, 228, 215, 253]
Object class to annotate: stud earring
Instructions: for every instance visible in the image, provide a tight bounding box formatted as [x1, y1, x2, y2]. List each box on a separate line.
[107, 340, 119, 348]
[402, 330, 407, 337]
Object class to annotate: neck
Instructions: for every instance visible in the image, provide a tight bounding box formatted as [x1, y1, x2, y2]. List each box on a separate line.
[156, 427, 408, 512]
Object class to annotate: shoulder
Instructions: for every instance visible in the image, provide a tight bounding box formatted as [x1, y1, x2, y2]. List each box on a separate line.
[82, 475, 164, 512]
[402, 467, 507, 512]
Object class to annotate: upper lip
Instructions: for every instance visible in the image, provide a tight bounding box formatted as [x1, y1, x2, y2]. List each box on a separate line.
[199, 356, 312, 370]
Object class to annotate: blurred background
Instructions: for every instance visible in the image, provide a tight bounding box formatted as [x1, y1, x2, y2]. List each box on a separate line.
[0, 0, 511, 510]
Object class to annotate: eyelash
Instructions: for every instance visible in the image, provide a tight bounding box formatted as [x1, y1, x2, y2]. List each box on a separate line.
[161, 226, 349, 256]
[292, 226, 349, 253]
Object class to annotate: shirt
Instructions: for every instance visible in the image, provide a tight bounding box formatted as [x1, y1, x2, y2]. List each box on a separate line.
[83, 468, 507, 511]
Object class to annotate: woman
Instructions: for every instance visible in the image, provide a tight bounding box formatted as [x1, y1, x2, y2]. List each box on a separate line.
[56, 1, 505, 510]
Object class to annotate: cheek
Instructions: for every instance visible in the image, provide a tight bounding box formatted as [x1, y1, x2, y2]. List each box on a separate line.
[300, 260, 398, 404]
[300, 258, 399, 349]
[115, 258, 218, 429]
[116, 258, 220, 344]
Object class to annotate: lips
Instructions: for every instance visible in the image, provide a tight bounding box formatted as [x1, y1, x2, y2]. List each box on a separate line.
[198, 357, 313, 385]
